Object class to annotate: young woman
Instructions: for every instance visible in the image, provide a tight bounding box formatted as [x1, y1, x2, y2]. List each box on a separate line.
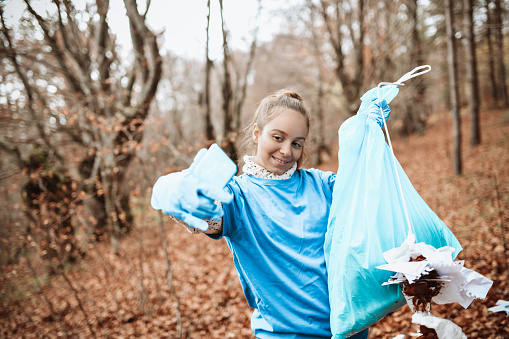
[151, 89, 390, 338]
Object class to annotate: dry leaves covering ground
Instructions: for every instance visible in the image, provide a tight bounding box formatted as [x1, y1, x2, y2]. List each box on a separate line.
[1, 109, 508, 338]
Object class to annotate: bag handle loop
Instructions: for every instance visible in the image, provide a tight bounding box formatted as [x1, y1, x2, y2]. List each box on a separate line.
[376, 65, 431, 241]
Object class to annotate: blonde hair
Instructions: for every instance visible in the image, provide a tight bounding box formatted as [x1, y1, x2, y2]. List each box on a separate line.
[238, 89, 310, 169]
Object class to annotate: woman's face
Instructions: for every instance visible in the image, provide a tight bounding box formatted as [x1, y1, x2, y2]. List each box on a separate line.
[252, 109, 309, 175]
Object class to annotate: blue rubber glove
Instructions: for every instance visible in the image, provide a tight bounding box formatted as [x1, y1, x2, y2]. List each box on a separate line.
[359, 98, 391, 127]
[357, 86, 396, 127]
[151, 148, 234, 231]
[358, 86, 399, 112]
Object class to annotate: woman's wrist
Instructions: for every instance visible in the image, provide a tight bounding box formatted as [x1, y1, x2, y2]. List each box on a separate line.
[168, 214, 223, 235]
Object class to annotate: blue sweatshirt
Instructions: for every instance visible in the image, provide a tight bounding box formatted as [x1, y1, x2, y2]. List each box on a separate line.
[219, 168, 336, 338]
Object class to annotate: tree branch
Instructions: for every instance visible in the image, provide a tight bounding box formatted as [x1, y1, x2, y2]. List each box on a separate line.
[0, 7, 65, 170]
[123, 0, 163, 119]
[23, 0, 84, 95]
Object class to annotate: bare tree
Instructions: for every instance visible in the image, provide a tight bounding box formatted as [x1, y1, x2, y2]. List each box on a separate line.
[445, 0, 462, 175]
[0, 5, 81, 262]
[400, 0, 429, 135]
[1, 0, 162, 243]
[307, 0, 331, 165]
[319, 0, 366, 114]
[463, 0, 481, 146]
[218, 0, 260, 163]
[202, 0, 216, 142]
[367, 0, 397, 84]
[485, 0, 499, 105]
[218, 0, 235, 160]
[232, 0, 262, 133]
[493, 0, 508, 107]
[155, 53, 205, 163]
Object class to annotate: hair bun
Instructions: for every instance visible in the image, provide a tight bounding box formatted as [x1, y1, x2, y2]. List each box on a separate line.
[274, 89, 303, 102]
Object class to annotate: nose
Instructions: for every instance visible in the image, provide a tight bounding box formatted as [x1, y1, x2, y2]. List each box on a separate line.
[280, 142, 291, 157]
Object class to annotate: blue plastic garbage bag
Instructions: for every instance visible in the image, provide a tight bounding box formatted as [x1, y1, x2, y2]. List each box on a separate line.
[324, 92, 462, 339]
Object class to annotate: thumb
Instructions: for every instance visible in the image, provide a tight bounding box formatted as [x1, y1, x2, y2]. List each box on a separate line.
[372, 98, 389, 110]
[198, 183, 233, 203]
[180, 213, 210, 231]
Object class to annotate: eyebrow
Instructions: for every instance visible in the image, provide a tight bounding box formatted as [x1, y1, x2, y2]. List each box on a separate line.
[270, 129, 306, 140]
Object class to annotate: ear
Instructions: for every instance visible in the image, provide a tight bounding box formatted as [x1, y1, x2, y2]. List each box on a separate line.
[252, 124, 260, 143]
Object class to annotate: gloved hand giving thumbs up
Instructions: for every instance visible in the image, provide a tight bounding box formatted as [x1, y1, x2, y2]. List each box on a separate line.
[151, 144, 237, 231]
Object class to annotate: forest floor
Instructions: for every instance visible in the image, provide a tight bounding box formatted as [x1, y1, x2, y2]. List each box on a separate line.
[1, 108, 509, 338]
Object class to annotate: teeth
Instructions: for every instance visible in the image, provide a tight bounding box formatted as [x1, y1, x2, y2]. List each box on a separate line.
[274, 157, 289, 164]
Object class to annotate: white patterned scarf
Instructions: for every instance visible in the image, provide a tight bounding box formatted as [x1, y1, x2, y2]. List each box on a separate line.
[242, 155, 297, 180]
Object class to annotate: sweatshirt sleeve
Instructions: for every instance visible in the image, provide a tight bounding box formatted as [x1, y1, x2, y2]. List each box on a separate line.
[317, 170, 336, 201]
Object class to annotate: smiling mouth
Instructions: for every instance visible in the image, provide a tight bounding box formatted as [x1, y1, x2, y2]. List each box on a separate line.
[273, 156, 290, 165]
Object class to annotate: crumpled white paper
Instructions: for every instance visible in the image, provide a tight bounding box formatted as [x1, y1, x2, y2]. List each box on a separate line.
[412, 312, 467, 339]
[382, 232, 456, 264]
[488, 300, 509, 315]
[376, 232, 493, 309]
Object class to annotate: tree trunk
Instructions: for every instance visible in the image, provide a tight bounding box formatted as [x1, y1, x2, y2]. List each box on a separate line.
[445, 0, 462, 175]
[203, 0, 215, 142]
[232, 0, 261, 133]
[463, 0, 481, 146]
[494, 0, 508, 107]
[485, 1, 499, 106]
[219, 0, 237, 162]
[308, 0, 330, 165]
[79, 152, 133, 240]
[402, 0, 427, 135]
